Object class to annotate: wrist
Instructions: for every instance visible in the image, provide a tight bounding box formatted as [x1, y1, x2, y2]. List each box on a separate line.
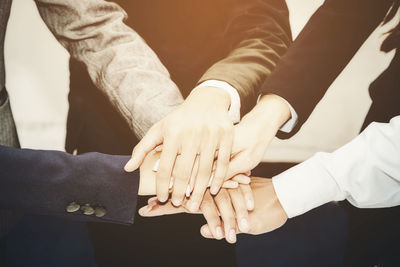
[250, 94, 291, 130]
[187, 86, 231, 111]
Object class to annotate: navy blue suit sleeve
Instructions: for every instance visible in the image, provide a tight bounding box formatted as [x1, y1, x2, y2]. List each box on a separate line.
[0, 145, 139, 224]
[260, 0, 393, 138]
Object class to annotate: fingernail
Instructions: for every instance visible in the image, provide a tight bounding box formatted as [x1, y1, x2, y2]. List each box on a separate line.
[208, 174, 214, 187]
[240, 218, 249, 232]
[172, 199, 182, 206]
[247, 199, 254, 210]
[229, 229, 236, 243]
[152, 159, 160, 172]
[210, 186, 219, 195]
[185, 185, 191, 197]
[216, 227, 223, 240]
[158, 196, 168, 203]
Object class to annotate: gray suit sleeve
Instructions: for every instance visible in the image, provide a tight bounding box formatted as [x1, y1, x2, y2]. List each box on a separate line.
[34, 0, 184, 138]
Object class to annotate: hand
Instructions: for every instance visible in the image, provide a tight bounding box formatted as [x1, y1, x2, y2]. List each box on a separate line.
[138, 150, 251, 196]
[126, 86, 234, 209]
[138, 184, 253, 244]
[139, 177, 288, 243]
[226, 94, 291, 179]
[200, 177, 287, 241]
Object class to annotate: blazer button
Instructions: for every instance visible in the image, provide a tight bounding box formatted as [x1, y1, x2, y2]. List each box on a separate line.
[81, 204, 95, 215]
[94, 207, 107, 218]
[66, 202, 80, 213]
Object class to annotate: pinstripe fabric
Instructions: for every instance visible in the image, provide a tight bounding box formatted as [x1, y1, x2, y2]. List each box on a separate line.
[0, 0, 22, 238]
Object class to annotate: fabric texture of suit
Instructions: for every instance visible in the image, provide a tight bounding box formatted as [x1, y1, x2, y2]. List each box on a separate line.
[261, 0, 394, 138]
[0, 0, 149, 238]
[66, 1, 291, 266]
[0, 0, 23, 238]
[260, 0, 400, 265]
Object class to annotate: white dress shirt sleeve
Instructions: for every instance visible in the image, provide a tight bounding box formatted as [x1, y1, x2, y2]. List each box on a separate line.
[195, 80, 241, 124]
[273, 115, 400, 218]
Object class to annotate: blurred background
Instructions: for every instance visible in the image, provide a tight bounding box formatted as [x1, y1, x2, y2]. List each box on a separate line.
[4, 0, 397, 162]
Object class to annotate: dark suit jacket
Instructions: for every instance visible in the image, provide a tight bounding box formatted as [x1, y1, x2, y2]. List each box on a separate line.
[0, 146, 139, 224]
[259, 0, 400, 265]
[261, 0, 396, 138]
[0, 0, 140, 237]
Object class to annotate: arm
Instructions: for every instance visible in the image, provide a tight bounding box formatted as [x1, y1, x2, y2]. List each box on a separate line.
[273, 115, 400, 218]
[0, 146, 159, 224]
[34, 0, 184, 139]
[261, 0, 393, 138]
[199, 0, 292, 116]
[125, 0, 292, 210]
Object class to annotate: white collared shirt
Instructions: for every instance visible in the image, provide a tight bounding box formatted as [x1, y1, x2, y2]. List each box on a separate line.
[196, 80, 298, 132]
[273, 115, 400, 218]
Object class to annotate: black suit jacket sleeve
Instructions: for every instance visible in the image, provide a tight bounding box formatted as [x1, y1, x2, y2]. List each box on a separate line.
[261, 0, 393, 138]
[0, 145, 139, 224]
[199, 0, 292, 115]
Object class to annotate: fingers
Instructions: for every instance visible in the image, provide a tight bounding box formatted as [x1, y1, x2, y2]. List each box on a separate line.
[225, 154, 249, 180]
[200, 191, 224, 240]
[125, 125, 163, 172]
[221, 180, 239, 189]
[187, 136, 216, 212]
[187, 156, 200, 197]
[231, 174, 251, 185]
[228, 188, 249, 233]
[200, 224, 215, 239]
[200, 224, 241, 240]
[138, 199, 187, 217]
[171, 139, 198, 206]
[156, 140, 178, 202]
[240, 184, 254, 211]
[214, 189, 237, 243]
[211, 129, 233, 195]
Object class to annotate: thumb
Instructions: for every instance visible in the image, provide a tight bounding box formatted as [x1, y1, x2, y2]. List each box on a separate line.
[125, 125, 163, 172]
[225, 154, 249, 179]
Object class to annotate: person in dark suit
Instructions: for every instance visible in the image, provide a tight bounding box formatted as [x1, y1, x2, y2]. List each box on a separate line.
[66, 0, 293, 266]
[0, 0, 187, 260]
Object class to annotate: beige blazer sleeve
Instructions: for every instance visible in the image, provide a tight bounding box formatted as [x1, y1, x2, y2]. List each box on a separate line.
[35, 0, 184, 138]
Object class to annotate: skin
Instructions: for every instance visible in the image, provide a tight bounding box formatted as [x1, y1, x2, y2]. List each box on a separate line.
[129, 92, 290, 208]
[226, 94, 291, 179]
[126, 86, 234, 210]
[138, 151, 251, 196]
[139, 177, 288, 244]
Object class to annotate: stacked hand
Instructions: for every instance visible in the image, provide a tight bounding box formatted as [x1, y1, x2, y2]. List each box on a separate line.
[139, 177, 288, 243]
[132, 91, 292, 242]
[126, 86, 235, 210]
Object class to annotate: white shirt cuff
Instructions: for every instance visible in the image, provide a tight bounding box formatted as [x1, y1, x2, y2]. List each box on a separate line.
[256, 95, 298, 133]
[195, 80, 241, 124]
[272, 152, 346, 218]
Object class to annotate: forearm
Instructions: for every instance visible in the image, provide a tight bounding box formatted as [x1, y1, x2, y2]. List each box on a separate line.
[273, 116, 400, 218]
[261, 0, 393, 138]
[199, 0, 292, 115]
[0, 146, 139, 224]
[35, 0, 184, 138]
